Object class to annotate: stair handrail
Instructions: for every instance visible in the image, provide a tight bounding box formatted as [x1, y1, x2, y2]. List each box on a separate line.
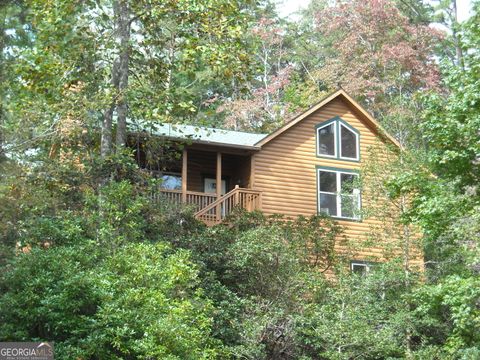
[194, 185, 240, 218]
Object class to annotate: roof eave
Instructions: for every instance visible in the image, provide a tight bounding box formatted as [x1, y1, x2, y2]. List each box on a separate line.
[186, 138, 262, 151]
[254, 89, 401, 149]
[132, 131, 262, 151]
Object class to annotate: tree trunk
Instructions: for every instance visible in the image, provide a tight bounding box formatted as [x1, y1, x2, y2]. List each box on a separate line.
[0, 5, 6, 162]
[114, 0, 130, 149]
[398, 150, 413, 359]
[100, 60, 119, 158]
[100, 104, 114, 158]
[451, 0, 465, 71]
[100, 0, 130, 157]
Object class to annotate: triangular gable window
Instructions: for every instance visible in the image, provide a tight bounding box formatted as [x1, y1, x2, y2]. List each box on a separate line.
[316, 118, 360, 161]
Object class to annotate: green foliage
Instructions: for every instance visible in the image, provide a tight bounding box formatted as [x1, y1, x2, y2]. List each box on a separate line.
[0, 156, 90, 254]
[227, 226, 303, 299]
[88, 180, 147, 250]
[175, 211, 342, 297]
[18, 211, 88, 247]
[300, 263, 416, 360]
[0, 243, 220, 359]
[420, 1, 480, 185]
[0, 148, 203, 250]
[167, 211, 343, 359]
[412, 275, 480, 358]
[2, 0, 260, 159]
[286, 214, 342, 270]
[401, 3, 480, 281]
[2, 2, 480, 360]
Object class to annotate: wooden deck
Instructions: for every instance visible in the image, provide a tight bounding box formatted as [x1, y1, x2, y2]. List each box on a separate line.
[155, 186, 262, 226]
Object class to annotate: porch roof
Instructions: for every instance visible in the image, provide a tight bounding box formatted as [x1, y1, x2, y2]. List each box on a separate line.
[130, 122, 267, 149]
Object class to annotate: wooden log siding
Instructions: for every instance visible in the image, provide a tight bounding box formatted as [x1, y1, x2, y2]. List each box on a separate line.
[252, 97, 423, 267]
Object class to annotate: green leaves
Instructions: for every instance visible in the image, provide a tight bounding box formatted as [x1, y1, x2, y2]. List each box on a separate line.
[0, 243, 221, 359]
[2, 0, 258, 160]
[412, 275, 480, 356]
[299, 263, 418, 360]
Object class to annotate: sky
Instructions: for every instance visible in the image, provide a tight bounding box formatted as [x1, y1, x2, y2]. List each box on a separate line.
[276, 0, 474, 22]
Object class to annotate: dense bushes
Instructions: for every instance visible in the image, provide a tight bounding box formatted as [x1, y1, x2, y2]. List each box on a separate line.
[168, 210, 343, 359]
[1, 174, 480, 359]
[0, 243, 221, 359]
[1, 154, 479, 359]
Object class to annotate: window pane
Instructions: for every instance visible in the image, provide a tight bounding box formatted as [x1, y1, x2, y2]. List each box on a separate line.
[341, 194, 359, 219]
[340, 173, 357, 194]
[160, 174, 182, 190]
[352, 263, 368, 275]
[320, 193, 337, 216]
[319, 171, 337, 193]
[318, 123, 335, 156]
[341, 125, 357, 158]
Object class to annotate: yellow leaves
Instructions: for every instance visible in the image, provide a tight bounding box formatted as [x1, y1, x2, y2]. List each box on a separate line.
[223, 68, 233, 78]
[63, 81, 85, 93]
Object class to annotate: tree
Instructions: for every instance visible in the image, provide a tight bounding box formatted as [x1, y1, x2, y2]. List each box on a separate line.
[433, 0, 465, 69]
[394, 0, 434, 24]
[297, 0, 442, 147]
[412, 1, 480, 278]
[300, 263, 420, 359]
[0, 0, 31, 161]
[218, 13, 296, 132]
[3, 0, 258, 163]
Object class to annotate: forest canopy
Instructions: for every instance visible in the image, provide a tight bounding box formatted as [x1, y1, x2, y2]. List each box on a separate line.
[1, 0, 479, 359]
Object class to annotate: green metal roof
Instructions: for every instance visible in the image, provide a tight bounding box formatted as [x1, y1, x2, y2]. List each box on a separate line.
[130, 122, 267, 148]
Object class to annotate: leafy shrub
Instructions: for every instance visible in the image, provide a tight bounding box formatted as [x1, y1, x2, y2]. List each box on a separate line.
[170, 211, 343, 359]
[299, 263, 415, 360]
[412, 275, 480, 358]
[0, 243, 222, 359]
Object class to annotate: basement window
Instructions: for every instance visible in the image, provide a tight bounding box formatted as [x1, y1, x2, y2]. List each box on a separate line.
[350, 261, 371, 276]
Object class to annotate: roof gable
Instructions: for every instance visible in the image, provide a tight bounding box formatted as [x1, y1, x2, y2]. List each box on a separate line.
[255, 89, 400, 149]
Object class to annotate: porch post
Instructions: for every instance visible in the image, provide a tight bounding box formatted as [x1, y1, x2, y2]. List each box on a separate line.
[216, 152, 222, 220]
[182, 148, 187, 202]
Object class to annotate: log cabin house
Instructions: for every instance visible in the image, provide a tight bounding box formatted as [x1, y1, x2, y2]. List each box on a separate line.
[134, 89, 414, 272]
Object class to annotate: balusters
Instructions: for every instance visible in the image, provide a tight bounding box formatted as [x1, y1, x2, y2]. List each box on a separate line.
[192, 188, 261, 225]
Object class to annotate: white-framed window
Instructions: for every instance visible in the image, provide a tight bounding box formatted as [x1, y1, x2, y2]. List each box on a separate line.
[316, 118, 360, 161]
[350, 261, 371, 275]
[339, 123, 359, 160]
[317, 168, 361, 220]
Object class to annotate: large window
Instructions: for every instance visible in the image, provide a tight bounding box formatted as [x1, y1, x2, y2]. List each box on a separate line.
[160, 173, 182, 190]
[316, 118, 359, 161]
[317, 168, 361, 220]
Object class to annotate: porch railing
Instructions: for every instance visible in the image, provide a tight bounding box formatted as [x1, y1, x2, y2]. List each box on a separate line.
[153, 186, 262, 226]
[153, 189, 217, 212]
[194, 186, 262, 226]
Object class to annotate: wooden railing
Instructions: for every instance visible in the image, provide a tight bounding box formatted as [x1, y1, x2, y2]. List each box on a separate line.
[194, 186, 262, 226]
[154, 186, 261, 225]
[154, 189, 217, 212]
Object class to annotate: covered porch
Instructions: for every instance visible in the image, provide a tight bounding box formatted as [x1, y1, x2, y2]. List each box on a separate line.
[150, 145, 262, 226]
[132, 123, 265, 225]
